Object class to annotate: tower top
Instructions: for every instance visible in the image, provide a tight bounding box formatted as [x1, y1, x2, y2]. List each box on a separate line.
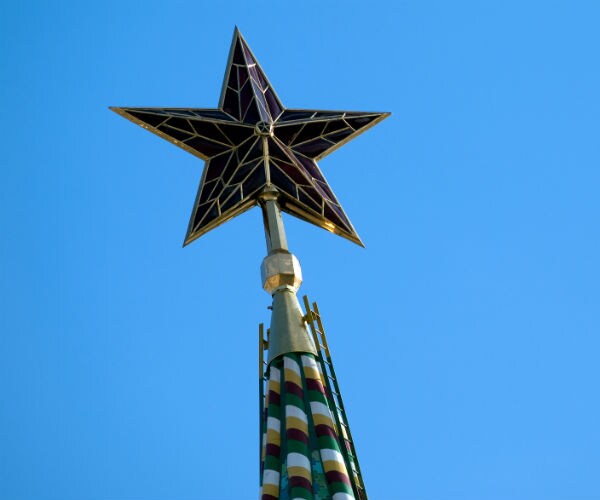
[110, 28, 389, 247]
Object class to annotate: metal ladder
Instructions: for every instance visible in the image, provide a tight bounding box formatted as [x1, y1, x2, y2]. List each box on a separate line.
[302, 296, 367, 500]
[258, 323, 268, 485]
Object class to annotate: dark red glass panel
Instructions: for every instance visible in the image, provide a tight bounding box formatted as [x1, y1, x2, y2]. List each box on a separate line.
[241, 162, 266, 197]
[294, 138, 333, 157]
[269, 165, 297, 198]
[298, 188, 322, 213]
[194, 200, 218, 228]
[345, 115, 377, 130]
[227, 67, 237, 90]
[190, 121, 229, 144]
[243, 99, 260, 123]
[167, 117, 194, 133]
[323, 120, 347, 134]
[315, 179, 335, 200]
[323, 203, 347, 229]
[220, 187, 242, 213]
[236, 136, 259, 162]
[279, 111, 315, 122]
[232, 39, 245, 64]
[274, 124, 303, 145]
[159, 125, 193, 142]
[231, 158, 259, 183]
[264, 88, 282, 118]
[223, 90, 240, 120]
[191, 110, 233, 121]
[218, 124, 254, 145]
[292, 122, 327, 144]
[237, 66, 249, 88]
[205, 152, 232, 181]
[300, 185, 322, 207]
[128, 111, 167, 127]
[185, 136, 229, 157]
[198, 179, 217, 204]
[324, 128, 354, 143]
[293, 153, 323, 181]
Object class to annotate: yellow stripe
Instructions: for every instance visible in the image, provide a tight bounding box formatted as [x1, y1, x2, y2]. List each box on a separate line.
[302, 366, 321, 381]
[285, 416, 308, 434]
[266, 428, 281, 446]
[262, 483, 279, 496]
[284, 368, 302, 387]
[267, 380, 280, 394]
[322, 459, 348, 475]
[313, 413, 335, 428]
[287, 465, 312, 481]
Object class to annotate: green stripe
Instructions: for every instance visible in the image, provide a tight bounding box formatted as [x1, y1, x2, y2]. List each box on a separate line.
[267, 404, 281, 419]
[264, 454, 281, 471]
[286, 438, 309, 455]
[329, 480, 354, 495]
[306, 389, 328, 405]
[317, 435, 339, 451]
[289, 486, 313, 500]
[285, 392, 305, 410]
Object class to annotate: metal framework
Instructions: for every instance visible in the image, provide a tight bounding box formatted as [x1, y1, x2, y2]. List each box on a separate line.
[111, 26, 389, 500]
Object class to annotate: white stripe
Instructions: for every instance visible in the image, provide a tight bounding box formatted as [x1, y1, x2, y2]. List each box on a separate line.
[320, 448, 345, 464]
[332, 493, 354, 500]
[262, 469, 280, 485]
[284, 356, 301, 375]
[285, 405, 308, 423]
[301, 354, 318, 369]
[267, 416, 281, 431]
[310, 401, 331, 417]
[269, 366, 281, 382]
[260, 430, 267, 449]
[287, 452, 311, 470]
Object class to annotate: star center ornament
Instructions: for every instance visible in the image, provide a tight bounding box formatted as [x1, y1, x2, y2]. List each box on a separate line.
[111, 28, 390, 246]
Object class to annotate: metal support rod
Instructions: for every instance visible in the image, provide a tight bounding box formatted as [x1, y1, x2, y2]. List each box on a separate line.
[258, 187, 316, 364]
[261, 189, 289, 254]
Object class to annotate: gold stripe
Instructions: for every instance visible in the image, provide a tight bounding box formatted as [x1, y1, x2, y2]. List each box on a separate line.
[285, 416, 308, 434]
[284, 368, 302, 387]
[312, 413, 335, 428]
[322, 460, 348, 475]
[267, 380, 280, 394]
[287, 465, 312, 481]
[302, 366, 320, 381]
[262, 483, 279, 496]
[266, 429, 281, 446]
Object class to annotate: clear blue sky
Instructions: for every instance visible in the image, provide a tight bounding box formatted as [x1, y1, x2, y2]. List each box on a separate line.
[1, 1, 599, 499]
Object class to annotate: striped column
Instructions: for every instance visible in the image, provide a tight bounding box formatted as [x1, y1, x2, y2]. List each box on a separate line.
[301, 354, 355, 500]
[260, 353, 357, 499]
[261, 365, 282, 500]
[283, 355, 313, 499]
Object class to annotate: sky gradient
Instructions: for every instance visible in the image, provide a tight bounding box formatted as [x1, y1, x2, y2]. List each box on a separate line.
[1, 1, 599, 499]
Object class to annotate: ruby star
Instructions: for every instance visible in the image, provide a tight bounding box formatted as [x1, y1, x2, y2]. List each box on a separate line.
[111, 28, 389, 246]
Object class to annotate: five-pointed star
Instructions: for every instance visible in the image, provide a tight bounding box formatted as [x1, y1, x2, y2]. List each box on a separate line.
[111, 28, 389, 246]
